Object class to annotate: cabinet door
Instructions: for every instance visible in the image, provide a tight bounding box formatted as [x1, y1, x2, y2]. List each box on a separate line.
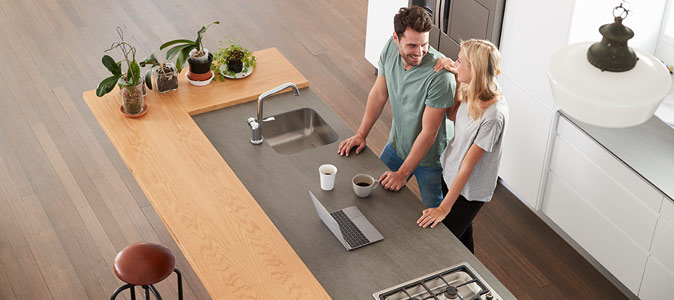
[542, 172, 648, 294]
[551, 119, 661, 249]
[639, 257, 674, 300]
[649, 200, 674, 273]
[497, 75, 553, 209]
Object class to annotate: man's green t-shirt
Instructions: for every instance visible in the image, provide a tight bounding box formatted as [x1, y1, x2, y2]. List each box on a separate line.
[378, 37, 456, 167]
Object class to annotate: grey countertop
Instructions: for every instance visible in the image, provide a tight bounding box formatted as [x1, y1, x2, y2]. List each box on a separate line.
[193, 88, 515, 300]
[561, 113, 674, 202]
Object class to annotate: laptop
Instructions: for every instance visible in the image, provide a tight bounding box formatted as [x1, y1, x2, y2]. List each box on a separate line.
[309, 191, 383, 250]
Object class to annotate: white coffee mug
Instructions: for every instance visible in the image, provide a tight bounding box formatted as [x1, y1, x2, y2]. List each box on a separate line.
[319, 164, 337, 191]
[352, 174, 378, 198]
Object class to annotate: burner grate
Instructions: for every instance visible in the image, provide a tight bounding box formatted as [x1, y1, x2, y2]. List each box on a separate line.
[375, 264, 496, 300]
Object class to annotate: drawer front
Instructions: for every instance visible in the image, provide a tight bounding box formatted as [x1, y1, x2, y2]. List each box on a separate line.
[638, 257, 674, 300]
[557, 117, 663, 212]
[542, 172, 648, 294]
[549, 135, 659, 249]
[661, 196, 674, 225]
[650, 213, 674, 273]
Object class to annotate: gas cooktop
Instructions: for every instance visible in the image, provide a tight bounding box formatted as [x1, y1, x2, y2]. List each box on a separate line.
[373, 263, 501, 300]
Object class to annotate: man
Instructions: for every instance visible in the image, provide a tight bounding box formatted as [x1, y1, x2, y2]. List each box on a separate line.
[338, 6, 456, 208]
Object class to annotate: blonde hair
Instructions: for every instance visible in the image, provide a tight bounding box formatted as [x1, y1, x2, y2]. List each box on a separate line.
[458, 39, 501, 120]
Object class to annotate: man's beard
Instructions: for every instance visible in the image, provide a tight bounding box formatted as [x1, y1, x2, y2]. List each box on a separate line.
[402, 53, 424, 67]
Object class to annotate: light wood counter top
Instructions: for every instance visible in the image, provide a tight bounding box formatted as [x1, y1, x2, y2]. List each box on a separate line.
[83, 48, 329, 299]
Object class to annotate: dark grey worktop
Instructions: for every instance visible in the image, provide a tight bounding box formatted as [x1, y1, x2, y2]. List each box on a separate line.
[561, 113, 674, 203]
[193, 88, 515, 300]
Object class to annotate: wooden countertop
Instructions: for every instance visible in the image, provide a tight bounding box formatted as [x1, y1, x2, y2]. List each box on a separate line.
[83, 48, 330, 299]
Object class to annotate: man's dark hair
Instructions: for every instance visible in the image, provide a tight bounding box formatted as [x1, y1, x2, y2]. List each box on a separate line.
[394, 6, 433, 38]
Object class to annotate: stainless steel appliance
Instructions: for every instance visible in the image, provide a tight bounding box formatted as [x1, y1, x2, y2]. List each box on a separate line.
[373, 262, 502, 300]
[409, 0, 506, 59]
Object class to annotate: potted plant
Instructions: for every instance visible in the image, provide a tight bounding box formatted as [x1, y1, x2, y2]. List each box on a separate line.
[212, 39, 257, 81]
[160, 21, 219, 83]
[140, 53, 179, 93]
[96, 27, 145, 115]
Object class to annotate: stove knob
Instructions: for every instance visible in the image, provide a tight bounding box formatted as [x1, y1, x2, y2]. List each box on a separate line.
[485, 291, 494, 300]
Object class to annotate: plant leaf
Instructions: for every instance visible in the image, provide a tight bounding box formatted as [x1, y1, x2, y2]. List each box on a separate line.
[195, 21, 219, 50]
[145, 70, 153, 90]
[96, 75, 121, 97]
[166, 43, 192, 60]
[140, 53, 159, 67]
[160, 39, 195, 50]
[175, 45, 194, 73]
[102, 55, 121, 75]
[130, 60, 141, 85]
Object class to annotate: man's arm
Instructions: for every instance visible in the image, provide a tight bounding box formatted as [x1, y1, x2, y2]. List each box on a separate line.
[379, 105, 447, 190]
[338, 74, 389, 156]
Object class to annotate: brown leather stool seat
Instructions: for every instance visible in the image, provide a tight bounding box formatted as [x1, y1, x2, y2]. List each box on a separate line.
[110, 242, 183, 300]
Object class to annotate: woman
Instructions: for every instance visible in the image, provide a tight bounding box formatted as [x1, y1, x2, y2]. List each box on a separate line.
[417, 39, 508, 254]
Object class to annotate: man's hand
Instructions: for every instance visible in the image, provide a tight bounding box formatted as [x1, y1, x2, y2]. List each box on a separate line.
[338, 134, 366, 156]
[417, 206, 450, 228]
[379, 170, 408, 191]
[433, 57, 457, 73]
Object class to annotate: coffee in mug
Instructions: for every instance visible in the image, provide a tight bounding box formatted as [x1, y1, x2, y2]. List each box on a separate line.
[352, 174, 378, 198]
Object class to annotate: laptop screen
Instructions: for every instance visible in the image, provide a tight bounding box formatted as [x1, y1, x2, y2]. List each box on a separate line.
[309, 191, 344, 241]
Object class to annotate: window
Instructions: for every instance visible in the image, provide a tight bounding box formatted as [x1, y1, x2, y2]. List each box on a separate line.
[655, 0, 674, 66]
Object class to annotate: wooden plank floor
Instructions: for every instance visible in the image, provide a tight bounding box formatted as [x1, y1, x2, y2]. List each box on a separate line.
[0, 0, 627, 299]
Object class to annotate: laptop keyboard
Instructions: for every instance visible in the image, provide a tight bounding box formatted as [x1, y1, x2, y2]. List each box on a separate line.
[331, 210, 370, 248]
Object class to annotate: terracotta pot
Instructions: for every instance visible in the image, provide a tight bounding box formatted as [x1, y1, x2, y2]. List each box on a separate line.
[187, 71, 213, 81]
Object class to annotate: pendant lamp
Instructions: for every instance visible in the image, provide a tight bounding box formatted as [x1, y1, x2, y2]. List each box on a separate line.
[548, 3, 671, 128]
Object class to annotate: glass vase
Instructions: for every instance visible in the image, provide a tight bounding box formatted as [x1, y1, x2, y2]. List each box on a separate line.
[152, 63, 179, 93]
[120, 82, 145, 115]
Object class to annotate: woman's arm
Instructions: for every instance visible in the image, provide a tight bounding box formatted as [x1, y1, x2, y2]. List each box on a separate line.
[417, 143, 486, 228]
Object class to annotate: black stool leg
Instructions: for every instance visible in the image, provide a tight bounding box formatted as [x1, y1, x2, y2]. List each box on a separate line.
[148, 284, 163, 300]
[110, 283, 136, 300]
[174, 268, 183, 300]
[143, 285, 150, 300]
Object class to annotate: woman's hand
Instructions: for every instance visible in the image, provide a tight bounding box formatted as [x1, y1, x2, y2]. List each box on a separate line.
[433, 57, 457, 73]
[417, 206, 450, 228]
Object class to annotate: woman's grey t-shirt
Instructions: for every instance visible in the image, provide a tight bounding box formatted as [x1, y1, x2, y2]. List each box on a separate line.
[440, 96, 509, 202]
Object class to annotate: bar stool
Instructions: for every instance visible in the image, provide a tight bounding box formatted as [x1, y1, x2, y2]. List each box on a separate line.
[110, 242, 183, 300]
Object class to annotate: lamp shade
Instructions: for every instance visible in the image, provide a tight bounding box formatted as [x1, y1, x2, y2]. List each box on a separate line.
[548, 42, 671, 128]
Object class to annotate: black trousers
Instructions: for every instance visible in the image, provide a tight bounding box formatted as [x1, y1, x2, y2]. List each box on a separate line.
[441, 181, 484, 253]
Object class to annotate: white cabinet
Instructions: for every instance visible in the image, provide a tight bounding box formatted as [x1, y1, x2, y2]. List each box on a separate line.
[542, 116, 671, 295]
[542, 172, 649, 293]
[639, 199, 674, 299]
[639, 257, 674, 300]
[553, 119, 661, 248]
[364, 0, 407, 69]
[497, 75, 553, 209]
[495, 0, 574, 209]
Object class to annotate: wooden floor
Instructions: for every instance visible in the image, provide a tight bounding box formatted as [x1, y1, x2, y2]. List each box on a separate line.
[0, 0, 627, 299]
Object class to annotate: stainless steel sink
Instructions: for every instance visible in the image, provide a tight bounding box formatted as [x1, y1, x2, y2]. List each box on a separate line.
[262, 108, 338, 155]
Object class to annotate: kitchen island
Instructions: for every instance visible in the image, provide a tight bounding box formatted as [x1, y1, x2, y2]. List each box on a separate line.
[83, 48, 514, 299]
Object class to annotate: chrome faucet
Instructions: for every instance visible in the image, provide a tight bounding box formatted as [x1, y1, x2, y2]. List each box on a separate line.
[248, 82, 300, 144]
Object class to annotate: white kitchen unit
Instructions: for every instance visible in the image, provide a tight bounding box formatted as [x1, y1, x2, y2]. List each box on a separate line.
[495, 0, 575, 209]
[542, 116, 664, 294]
[639, 198, 674, 300]
[364, 0, 407, 69]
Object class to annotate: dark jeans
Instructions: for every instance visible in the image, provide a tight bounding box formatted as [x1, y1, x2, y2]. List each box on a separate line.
[441, 181, 484, 253]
